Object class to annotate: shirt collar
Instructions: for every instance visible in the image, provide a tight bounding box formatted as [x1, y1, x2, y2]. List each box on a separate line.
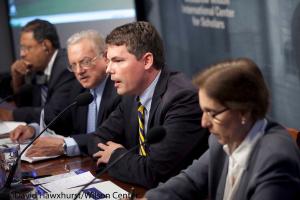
[223, 118, 267, 168]
[90, 76, 108, 96]
[137, 70, 161, 112]
[44, 50, 58, 81]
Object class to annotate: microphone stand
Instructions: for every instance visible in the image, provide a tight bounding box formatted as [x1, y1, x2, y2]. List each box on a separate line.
[0, 95, 13, 104]
[0, 85, 32, 105]
[0, 92, 92, 199]
[0, 102, 77, 198]
[74, 145, 140, 200]
[73, 126, 165, 200]
[4, 102, 77, 188]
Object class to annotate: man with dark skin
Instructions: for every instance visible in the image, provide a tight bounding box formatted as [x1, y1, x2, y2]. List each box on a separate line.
[0, 19, 75, 126]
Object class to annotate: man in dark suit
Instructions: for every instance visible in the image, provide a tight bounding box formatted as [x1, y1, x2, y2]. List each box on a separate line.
[53, 21, 208, 188]
[12, 30, 120, 156]
[0, 19, 75, 124]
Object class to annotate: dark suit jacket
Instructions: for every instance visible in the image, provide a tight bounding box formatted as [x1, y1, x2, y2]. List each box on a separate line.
[51, 77, 121, 136]
[146, 120, 300, 200]
[73, 70, 209, 188]
[12, 49, 76, 124]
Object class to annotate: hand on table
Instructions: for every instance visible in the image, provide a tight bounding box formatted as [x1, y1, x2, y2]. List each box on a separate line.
[93, 141, 124, 165]
[10, 125, 35, 143]
[26, 136, 65, 157]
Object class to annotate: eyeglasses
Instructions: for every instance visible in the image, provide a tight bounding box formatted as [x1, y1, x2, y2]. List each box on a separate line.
[68, 56, 98, 72]
[204, 107, 229, 123]
[20, 43, 42, 53]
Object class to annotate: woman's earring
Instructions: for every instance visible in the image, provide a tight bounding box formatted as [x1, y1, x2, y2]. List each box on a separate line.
[241, 118, 246, 125]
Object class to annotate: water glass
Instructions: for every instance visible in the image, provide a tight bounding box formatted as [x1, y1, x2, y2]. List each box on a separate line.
[0, 143, 21, 188]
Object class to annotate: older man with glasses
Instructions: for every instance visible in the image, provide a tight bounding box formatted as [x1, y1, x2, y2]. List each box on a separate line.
[10, 30, 121, 158]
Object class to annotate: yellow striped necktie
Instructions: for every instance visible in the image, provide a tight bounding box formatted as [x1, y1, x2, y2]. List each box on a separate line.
[137, 98, 147, 156]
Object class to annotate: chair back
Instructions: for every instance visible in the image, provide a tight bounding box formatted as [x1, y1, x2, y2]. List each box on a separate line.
[287, 128, 300, 148]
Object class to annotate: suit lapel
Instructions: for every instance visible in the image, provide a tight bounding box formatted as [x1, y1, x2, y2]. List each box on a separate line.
[209, 138, 229, 200]
[47, 50, 63, 91]
[76, 88, 89, 133]
[123, 96, 140, 149]
[215, 157, 228, 200]
[234, 132, 264, 199]
[78, 102, 89, 133]
[148, 70, 170, 130]
[97, 78, 113, 126]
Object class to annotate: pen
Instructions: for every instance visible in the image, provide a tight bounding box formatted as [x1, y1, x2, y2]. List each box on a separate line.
[34, 174, 52, 179]
[22, 174, 52, 181]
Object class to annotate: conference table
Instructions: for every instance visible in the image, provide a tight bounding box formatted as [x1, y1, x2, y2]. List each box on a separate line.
[1, 102, 147, 197]
[21, 155, 146, 198]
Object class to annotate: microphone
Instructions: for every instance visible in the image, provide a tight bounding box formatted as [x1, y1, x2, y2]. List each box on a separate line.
[74, 126, 166, 200]
[0, 84, 32, 104]
[74, 92, 94, 106]
[0, 92, 93, 195]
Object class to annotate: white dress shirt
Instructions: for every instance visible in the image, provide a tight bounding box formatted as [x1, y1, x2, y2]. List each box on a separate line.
[64, 77, 107, 156]
[223, 119, 267, 200]
[137, 70, 161, 134]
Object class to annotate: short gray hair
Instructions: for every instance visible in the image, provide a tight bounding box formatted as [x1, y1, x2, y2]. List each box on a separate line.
[66, 30, 105, 55]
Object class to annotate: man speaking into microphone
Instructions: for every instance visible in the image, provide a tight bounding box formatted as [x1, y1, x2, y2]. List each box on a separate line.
[26, 22, 209, 189]
[83, 21, 209, 188]
[18, 22, 208, 189]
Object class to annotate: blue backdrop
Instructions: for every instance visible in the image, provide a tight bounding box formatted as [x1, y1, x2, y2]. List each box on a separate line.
[147, 0, 300, 129]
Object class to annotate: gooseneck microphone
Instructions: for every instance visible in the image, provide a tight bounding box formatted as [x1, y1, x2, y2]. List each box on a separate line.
[0, 95, 13, 104]
[1, 92, 93, 192]
[0, 85, 33, 104]
[74, 126, 166, 200]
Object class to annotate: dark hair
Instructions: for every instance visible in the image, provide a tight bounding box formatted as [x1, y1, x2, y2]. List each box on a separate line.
[105, 21, 165, 69]
[21, 19, 60, 49]
[193, 58, 269, 120]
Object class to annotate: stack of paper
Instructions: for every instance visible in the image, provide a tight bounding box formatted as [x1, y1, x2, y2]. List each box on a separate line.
[21, 150, 60, 163]
[34, 170, 129, 199]
[64, 181, 130, 200]
[31, 169, 85, 185]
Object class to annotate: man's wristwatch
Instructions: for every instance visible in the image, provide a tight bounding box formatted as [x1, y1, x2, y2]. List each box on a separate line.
[62, 142, 67, 155]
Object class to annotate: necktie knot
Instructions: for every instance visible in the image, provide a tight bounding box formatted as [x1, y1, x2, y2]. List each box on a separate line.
[36, 72, 48, 85]
[138, 102, 145, 115]
[92, 89, 97, 99]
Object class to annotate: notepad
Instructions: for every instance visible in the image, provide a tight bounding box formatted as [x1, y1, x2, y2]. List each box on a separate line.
[40, 171, 98, 193]
[31, 169, 86, 185]
[56, 180, 129, 200]
[35, 170, 129, 199]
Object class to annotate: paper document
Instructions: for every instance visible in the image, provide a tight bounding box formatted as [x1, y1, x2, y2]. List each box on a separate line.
[31, 169, 86, 185]
[0, 138, 13, 145]
[60, 181, 129, 200]
[40, 171, 98, 193]
[35, 170, 130, 199]
[0, 121, 26, 135]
